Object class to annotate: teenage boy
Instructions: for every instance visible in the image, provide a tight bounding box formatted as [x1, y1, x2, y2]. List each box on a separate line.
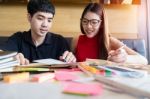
[1, 0, 76, 65]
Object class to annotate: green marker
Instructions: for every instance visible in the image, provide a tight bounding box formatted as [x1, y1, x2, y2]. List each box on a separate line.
[105, 69, 112, 77]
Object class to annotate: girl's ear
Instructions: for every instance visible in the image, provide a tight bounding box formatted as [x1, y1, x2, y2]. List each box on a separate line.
[27, 13, 32, 23]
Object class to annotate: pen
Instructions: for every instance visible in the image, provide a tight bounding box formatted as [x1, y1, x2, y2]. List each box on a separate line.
[117, 45, 125, 51]
[107, 45, 125, 59]
[62, 57, 67, 62]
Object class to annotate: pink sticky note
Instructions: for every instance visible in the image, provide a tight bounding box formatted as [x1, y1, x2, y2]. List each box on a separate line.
[55, 71, 78, 81]
[63, 82, 103, 95]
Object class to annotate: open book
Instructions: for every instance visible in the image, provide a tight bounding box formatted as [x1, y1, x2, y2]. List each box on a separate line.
[34, 58, 66, 65]
[14, 58, 77, 70]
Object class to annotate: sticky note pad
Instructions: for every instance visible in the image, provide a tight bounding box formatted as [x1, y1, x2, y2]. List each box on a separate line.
[63, 82, 103, 95]
[55, 71, 78, 81]
[3, 72, 29, 83]
[31, 73, 54, 83]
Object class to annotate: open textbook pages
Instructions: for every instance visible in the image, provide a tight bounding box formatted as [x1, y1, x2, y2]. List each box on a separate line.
[78, 59, 150, 98]
[34, 58, 66, 65]
[33, 58, 72, 68]
[17, 58, 77, 68]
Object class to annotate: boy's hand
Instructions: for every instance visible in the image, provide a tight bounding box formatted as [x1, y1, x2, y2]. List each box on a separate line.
[14, 53, 29, 65]
[59, 51, 76, 63]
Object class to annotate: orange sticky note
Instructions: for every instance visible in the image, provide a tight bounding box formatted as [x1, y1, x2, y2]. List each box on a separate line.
[31, 73, 54, 83]
[55, 71, 78, 81]
[3, 72, 29, 83]
[63, 82, 103, 95]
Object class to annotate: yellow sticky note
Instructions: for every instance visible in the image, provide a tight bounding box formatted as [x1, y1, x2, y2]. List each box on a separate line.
[3, 72, 29, 83]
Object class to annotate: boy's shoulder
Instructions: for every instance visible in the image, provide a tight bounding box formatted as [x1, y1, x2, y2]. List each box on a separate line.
[11, 31, 29, 37]
[8, 31, 30, 41]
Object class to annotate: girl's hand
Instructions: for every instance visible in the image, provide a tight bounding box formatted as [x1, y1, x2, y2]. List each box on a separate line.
[107, 48, 127, 63]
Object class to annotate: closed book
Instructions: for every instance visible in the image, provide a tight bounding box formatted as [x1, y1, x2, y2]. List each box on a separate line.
[0, 67, 14, 72]
[0, 57, 14, 64]
[0, 59, 19, 69]
[0, 51, 17, 59]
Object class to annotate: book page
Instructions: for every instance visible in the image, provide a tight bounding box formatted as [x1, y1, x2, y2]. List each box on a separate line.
[33, 58, 66, 65]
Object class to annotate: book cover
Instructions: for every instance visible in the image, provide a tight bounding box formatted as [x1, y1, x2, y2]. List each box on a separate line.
[0, 51, 17, 59]
[0, 57, 14, 64]
[0, 59, 19, 69]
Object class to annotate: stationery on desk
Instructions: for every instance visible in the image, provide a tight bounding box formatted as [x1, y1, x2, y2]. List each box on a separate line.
[62, 82, 103, 96]
[3, 72, 30, 83]
[31, 73, 55, 83]
[0, 58, 77, 81]
[55, 71, 79, 81]
[78, 59, 150, 98]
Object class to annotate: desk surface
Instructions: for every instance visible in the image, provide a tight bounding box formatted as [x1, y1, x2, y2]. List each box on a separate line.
[0, 71, 138, 99]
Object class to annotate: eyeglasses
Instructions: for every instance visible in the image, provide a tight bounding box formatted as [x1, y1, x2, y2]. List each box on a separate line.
[81, 18, 101, 27]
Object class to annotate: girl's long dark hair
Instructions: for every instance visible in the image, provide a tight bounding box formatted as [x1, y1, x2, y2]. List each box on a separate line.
[80, 3, 109, 59]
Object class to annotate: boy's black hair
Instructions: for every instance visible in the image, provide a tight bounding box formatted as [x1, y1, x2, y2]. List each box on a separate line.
[27, 0, 55, 17]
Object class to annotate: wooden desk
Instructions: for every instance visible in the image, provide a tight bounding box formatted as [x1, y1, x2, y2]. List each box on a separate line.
[0, 71, 138, 99]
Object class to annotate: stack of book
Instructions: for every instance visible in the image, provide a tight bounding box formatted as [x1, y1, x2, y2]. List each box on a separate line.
[0, 51, 19, 72]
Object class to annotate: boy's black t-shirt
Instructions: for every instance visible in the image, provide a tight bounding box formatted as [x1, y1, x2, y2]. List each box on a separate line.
[1, 30, 70, 62]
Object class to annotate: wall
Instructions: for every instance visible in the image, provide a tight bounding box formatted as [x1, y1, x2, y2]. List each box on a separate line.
[105, 4, 138, 39]
[0, 3, 139, 40]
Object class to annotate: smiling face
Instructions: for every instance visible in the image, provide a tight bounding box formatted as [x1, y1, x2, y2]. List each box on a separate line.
[28, 11, 53, 38]
[82, 11, 101, 38]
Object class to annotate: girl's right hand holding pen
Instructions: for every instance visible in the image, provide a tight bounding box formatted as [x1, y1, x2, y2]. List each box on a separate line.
[107, 45, 128, 63]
